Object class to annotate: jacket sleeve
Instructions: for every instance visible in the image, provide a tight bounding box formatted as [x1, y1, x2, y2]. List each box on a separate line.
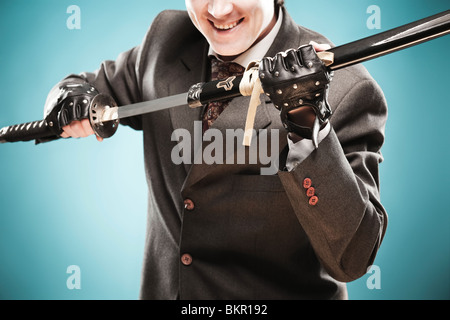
[278, 77, 388, 282]
[42, 43, 144, 131]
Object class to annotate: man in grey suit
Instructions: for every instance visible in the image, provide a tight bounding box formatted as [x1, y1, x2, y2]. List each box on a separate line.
[43, 0, 387, 299]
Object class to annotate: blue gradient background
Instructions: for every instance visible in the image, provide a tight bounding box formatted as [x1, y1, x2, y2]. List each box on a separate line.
[0, 0, 448, 300]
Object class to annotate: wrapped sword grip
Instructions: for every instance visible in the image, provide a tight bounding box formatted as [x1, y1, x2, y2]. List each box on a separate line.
[0, 119, 55, 143]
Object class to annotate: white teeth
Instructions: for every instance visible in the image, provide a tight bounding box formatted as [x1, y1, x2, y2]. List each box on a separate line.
[214, 20, 239, 30]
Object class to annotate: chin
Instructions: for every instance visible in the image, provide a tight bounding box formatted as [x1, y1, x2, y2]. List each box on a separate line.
[213, 43, 250, 58]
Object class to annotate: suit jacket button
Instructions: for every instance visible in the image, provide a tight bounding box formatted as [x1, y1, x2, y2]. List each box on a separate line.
[184, 199, 195, 211]
[306, 187, 315, 197]
[303, 178, 312, 189]
[181, 254, 193, 266]
[309, 196, 319, 206]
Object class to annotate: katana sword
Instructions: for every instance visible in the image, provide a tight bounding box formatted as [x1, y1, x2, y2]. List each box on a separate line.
[1, 9, 449, 144]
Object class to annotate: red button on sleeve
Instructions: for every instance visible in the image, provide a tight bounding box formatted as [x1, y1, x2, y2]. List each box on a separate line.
[306, 187, 315, 197]
[303, 178, 312, 189]
[309, 196, 319, 206]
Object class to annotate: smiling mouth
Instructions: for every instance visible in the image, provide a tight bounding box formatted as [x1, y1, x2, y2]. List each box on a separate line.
[210, 18, 244, 31]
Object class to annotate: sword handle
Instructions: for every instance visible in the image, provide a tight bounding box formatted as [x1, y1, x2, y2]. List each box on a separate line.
[0, 119, 56, 143]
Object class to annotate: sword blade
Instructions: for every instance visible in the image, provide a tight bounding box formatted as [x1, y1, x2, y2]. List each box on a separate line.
[102, 92, 188, 122]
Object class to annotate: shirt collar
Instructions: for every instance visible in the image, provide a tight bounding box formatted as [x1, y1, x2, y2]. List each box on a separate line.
[208, 8, 283, 68]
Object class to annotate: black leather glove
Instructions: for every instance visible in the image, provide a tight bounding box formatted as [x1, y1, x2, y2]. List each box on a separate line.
[39, 81, 99, 142]
[259, 44, 332, 147]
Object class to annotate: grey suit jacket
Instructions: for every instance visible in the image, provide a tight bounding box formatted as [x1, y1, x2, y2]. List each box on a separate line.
[62, 8, 388, 299]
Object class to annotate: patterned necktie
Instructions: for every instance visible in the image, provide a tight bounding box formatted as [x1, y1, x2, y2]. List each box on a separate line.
[202, 57, 245, 132]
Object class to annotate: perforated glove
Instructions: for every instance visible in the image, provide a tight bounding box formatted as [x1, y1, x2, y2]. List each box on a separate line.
[45, 81, 99, 131]
[37, 81, 99, 143]
[259, 44, 332, 147]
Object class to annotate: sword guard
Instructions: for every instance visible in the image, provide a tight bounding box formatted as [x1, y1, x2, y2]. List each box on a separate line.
[89, 94, 120, 139]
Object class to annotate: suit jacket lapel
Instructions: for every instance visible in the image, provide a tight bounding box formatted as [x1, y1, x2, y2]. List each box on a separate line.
[168, 38, 209, 174]
[266, 8, 306, 57]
